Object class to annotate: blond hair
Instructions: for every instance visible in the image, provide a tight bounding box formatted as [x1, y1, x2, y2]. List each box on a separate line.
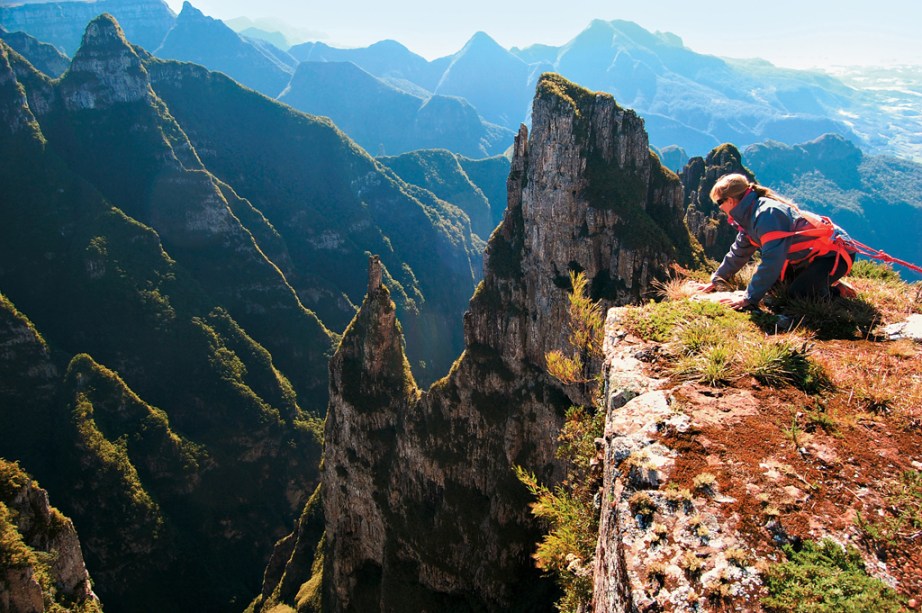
[709, 173, 798, 209]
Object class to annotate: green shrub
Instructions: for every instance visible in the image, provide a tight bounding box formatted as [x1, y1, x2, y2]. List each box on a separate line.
[762, 539, 905, 612]
[850, 260, 902, 283]
[742, 337, 825, 391]
[514, 405, 604, 612]
[771, 294, 880, 340]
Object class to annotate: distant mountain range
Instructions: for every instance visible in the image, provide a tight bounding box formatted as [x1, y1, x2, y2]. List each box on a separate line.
[279, 61, 514, 157]
[3, 0, 920, 161]
[155, 2, 295, 96]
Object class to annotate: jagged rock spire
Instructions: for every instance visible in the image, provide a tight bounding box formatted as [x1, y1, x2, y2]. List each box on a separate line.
[59, 13, 153, 110]
[368, 254, 383, 293]
[680, 143, 755, 259]
[313, 74, 701, 611]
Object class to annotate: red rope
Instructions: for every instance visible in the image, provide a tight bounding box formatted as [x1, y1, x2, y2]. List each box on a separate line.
[846, 239, 922, 275]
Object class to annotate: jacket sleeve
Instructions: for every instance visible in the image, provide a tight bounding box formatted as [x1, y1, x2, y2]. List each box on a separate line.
[712, 231, 758, 283]
[744, 208, 794, 303]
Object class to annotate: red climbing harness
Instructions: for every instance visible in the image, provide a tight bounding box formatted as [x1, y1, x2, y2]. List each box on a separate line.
[753, 211, 855, 280]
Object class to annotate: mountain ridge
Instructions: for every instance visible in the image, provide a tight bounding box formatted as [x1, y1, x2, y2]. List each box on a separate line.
[0, 12, 484, 606]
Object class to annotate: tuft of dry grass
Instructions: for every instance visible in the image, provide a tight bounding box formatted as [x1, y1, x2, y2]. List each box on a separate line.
[652, 277, 701, 302]
[816, 346, 922, 424]
[679, 550, 705, 575]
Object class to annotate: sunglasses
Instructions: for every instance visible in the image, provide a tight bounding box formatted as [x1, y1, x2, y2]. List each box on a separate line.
[716, 197, 727, 206]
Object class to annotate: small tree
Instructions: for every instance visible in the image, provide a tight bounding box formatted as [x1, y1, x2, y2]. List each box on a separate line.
[545, 270, 605, 390]
[518, 271, 606, 612]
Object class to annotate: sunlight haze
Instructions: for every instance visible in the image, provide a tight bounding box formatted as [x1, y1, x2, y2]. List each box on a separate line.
[161, 0, 922, 68]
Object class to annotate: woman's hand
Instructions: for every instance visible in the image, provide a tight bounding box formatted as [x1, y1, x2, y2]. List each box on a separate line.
[718, 294, 751, 310]
[688, 281, 716, 294]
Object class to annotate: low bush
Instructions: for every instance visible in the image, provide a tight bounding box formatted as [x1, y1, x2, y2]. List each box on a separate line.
[762, 538, 904, 612]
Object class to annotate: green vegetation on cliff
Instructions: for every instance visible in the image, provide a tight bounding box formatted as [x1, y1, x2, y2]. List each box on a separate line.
[0, 21, 329, 610]
[0, 459, 102, 613]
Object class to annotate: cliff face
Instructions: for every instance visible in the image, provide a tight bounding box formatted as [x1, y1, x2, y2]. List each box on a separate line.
[0, 459, 100, 613]
[0, 17, 330, 609]
[59, 13, 155, 110]
[256, 73, 701, 612]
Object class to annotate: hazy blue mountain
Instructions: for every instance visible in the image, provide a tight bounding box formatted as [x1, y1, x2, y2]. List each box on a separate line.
[155, 2, 293, 97]
[247, 36, 297, 70]
[516, 20, 860, 155]
[292, 33, 533, 130]
[289, 39, 447, 91]
[239, 26, 289, 51]
[0, 26, 69, 77]
[0, 0, 175, 55]
[7, 4, 912, 160]
[287, 19, 881, 157]
[279, 60, 514, 157]
[744, 134, 922, 278]
[654, 144, 690, 174]
[434, 31, 533, 129]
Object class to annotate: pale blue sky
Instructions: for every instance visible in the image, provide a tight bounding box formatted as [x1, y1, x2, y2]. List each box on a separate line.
[164, 0, 921, 68]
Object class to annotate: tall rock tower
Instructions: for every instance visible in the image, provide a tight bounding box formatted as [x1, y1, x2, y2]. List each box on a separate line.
[257, 73, 702, 612]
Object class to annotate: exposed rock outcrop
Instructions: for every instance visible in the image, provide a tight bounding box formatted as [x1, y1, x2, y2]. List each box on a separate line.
[592, 309, 763, 610]
[592, 284, 922, 608]
[59, 13, 155, 110]
[680, 144, 754, 261]
[253, 73, 702, 612]
[0, 459, 100, 612]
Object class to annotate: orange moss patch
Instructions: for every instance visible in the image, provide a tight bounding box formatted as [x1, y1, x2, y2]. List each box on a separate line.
[653, 338, 922, 600]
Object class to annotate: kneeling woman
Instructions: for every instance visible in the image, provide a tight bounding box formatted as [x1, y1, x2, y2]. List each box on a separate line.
[695, 173, 856, 310]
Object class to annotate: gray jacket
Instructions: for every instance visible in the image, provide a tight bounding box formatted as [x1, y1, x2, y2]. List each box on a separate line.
[711, 191, 850, 303]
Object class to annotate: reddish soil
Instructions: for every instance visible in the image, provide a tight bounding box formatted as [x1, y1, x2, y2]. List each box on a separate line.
[649, 338, 922, 600]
